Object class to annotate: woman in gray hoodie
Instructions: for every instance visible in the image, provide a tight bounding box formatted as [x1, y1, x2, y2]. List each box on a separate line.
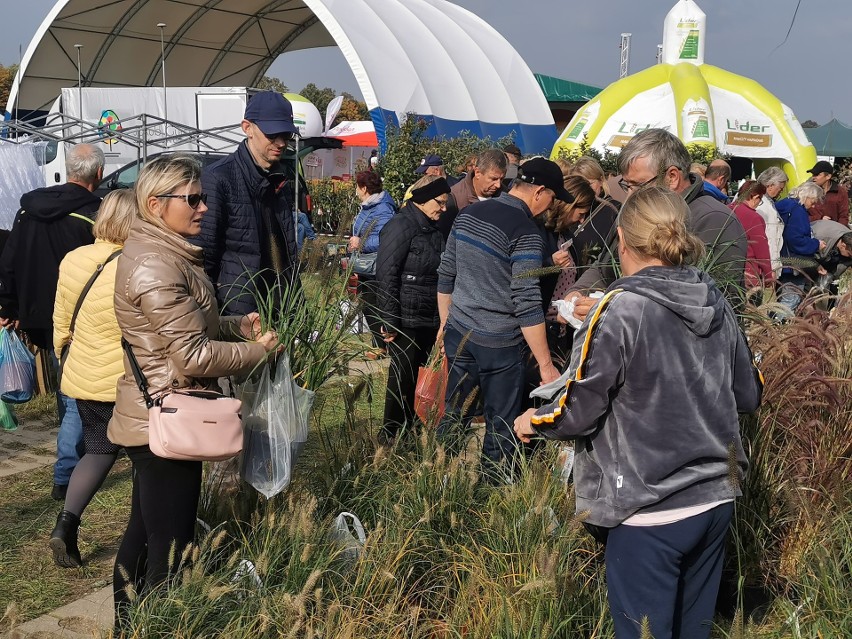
[515, 186, 763, 639]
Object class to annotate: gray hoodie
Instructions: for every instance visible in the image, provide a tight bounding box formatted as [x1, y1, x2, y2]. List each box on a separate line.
[532, 266, 762, 528]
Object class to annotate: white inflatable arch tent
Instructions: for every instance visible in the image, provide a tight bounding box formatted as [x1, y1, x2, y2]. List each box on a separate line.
[6, 0, 557, 154]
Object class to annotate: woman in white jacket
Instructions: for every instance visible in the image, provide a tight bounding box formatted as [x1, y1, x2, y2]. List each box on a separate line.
[755, 167, 789, 277]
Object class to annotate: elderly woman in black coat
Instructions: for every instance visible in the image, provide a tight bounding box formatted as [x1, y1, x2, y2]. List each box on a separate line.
[375, 175, 451, 443]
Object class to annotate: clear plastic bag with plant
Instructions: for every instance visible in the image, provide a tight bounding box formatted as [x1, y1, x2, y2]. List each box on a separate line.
[240, 354, 314, 499]
[328, 511, 366, 562]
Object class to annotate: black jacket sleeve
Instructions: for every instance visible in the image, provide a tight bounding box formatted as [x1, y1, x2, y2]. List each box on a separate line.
[0, 210, 23, 319]
[570, 236, 620, 294]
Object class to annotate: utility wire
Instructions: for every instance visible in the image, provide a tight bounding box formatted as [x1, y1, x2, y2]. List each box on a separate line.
[771, 0, 802, 54]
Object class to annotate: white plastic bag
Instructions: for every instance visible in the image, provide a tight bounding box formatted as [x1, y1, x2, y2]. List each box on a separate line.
[336, 299, 366, 334]
[329, 511, 367, 562]
[240, 355, 314, 498]
[556, 444, 575, 484]
[231, 559, 263, 596]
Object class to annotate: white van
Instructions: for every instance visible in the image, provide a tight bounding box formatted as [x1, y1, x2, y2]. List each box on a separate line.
[40, 86, 256, 185]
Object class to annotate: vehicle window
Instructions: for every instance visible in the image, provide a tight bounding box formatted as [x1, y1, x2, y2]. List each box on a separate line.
[116, 163, 141, 189]
[34, 140, 59, 166]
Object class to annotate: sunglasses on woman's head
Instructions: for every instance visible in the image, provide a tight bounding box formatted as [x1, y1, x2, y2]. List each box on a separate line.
[156, 193, 208, 209]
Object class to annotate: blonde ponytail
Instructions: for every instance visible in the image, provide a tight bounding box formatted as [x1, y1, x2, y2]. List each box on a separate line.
[618, 186, 705, 266]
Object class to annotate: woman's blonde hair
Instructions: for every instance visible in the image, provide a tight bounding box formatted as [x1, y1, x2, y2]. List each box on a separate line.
[544, 175, 597, 234]
[690, 162, 707, 178]
[554, 157, 573, 177]
[135, 154, 203, 231]
[569, 156, 609, 197]
[92, 189, 136, 244]
[618, 186, 705, 266]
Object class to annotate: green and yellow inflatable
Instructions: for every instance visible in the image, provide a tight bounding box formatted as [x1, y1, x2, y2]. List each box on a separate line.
[552, 1, 816, 186]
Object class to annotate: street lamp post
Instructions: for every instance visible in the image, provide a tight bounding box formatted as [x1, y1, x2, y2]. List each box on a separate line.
[157, 23, 168, 143]
[74, 44, 83, 141]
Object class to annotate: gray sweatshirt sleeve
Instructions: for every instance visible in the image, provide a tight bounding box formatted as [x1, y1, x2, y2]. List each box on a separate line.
[531, 290, 630, 437]
[729, 313, 763, 413]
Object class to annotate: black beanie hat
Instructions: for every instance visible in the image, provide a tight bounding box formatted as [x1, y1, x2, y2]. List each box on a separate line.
[410, 177, 451, 204]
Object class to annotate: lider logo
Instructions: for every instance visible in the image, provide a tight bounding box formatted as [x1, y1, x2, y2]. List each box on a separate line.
[725, 118, 772, 148]
[97, 110, 122, 146]
[607, 122, 669, 148]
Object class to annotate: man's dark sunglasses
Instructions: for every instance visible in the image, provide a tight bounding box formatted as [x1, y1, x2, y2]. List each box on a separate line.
[253, 125, 296, 143]
[156, 193, 208, 209]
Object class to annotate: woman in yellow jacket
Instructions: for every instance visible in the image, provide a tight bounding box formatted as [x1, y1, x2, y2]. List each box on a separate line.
[49, 189, 135, 568]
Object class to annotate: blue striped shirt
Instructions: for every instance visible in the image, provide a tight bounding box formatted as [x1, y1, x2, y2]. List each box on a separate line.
[438, 193, 544, 347]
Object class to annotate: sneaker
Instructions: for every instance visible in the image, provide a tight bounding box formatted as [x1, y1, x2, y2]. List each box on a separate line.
[51, 483, 68, 501]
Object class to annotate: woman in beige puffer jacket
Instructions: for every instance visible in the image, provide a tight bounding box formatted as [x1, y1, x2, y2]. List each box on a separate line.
[109, 155, 279, 630]
[48, 190, 135, 569]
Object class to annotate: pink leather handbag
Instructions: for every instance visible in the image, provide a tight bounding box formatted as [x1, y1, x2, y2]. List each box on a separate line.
[123, 339, 243, 461]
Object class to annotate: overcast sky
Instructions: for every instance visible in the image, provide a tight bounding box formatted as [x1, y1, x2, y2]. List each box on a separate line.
[3, 0, 849, 125]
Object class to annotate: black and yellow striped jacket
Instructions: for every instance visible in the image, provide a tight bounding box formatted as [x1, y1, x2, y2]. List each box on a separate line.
[532, 266, 763, 528]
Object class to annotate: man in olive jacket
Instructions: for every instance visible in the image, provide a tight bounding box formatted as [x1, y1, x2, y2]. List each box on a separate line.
[563, 129, 747, 321]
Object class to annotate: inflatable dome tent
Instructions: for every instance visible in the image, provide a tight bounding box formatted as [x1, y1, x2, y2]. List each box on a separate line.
[551, 0, 817, 186]
[6, 0, 556, 155]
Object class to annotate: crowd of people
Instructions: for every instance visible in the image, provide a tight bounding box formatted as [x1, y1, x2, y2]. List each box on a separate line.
[0, 88, 847, 638]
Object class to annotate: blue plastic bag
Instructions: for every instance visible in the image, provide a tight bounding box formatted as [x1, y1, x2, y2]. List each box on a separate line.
[0, 330, 36, 404]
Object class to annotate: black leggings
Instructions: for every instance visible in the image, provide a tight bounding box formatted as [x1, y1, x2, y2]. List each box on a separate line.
[113, 447, 201, 626]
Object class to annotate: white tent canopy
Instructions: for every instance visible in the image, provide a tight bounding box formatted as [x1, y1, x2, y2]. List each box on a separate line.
[7, 0, 556, 153]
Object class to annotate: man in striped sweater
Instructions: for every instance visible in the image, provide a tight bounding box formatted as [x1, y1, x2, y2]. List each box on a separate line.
[436, 158, 572, 483]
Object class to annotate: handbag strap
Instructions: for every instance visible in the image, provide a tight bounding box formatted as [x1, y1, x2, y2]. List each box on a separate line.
[120, 337, 236, 407]
[69, 250, 122, 337]
[121, 337, 155, 409]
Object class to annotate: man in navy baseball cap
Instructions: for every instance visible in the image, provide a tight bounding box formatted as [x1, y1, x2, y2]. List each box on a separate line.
[415, 154, 445, 175]
[195, 91, 302, 317]
[243, 91, 299, 137]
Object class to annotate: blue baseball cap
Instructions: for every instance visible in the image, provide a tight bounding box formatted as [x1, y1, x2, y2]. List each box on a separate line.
[244, 91, 299, 136]
[415, 154, 444, 174]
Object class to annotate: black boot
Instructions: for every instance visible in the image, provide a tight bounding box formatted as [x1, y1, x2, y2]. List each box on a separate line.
[49, 510, 82, 568]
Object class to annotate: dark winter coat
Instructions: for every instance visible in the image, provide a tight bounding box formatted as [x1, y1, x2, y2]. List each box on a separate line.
[0, 183, 99, 349]
[197, 141, 299, 316]
[570, 175, 747, 300]
[808, 180, 849, 227]
[572, 197, 619, 267]
[375, 202, 444, 331]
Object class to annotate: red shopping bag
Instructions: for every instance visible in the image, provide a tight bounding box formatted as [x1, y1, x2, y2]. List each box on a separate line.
[414, 357, 448, 424]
